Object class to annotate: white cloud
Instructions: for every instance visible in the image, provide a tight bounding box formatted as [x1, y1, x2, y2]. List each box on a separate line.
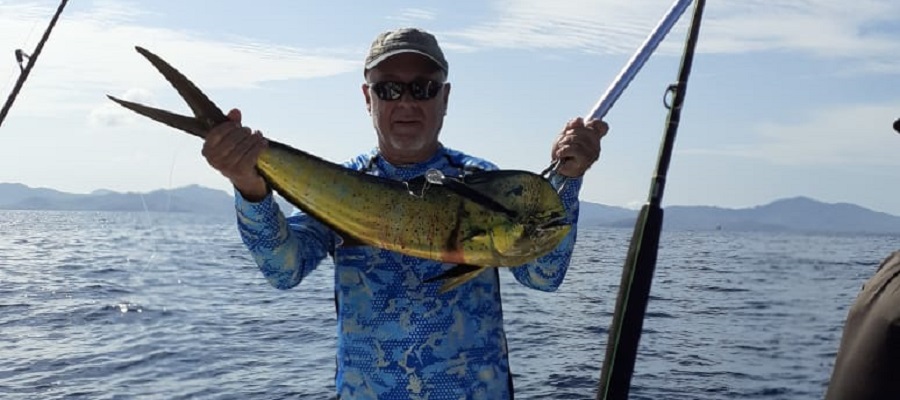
[701, 0, 899, 58]
[89, 88, 153, 127]
[682, 102, 900, 167]
[0, 2, 359, 119]
[445, 0, 900, 71]
[389, 8, 438, 23]
[625, 200, 645, 210]
[447, 0, 667, 55]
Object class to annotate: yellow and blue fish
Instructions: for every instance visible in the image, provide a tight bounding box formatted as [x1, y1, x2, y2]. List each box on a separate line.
[108, 46, 570, 292]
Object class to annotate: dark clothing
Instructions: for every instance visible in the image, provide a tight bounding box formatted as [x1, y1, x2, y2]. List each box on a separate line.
[826, 251, 900, 400]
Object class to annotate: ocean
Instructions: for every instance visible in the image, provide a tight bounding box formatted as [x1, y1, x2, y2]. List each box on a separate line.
[0, 210, 895, 399]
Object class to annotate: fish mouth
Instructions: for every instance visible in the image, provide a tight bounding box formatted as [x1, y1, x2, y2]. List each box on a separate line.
[537, 217, 569, 230]
[497, 223, 571, 260]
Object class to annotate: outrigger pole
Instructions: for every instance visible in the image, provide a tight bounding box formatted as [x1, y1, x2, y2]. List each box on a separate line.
[585, 0, 692, 120]
[0, 0, 70, 128]
[595, 0, 706, 399]
[545, 0, 693, 177]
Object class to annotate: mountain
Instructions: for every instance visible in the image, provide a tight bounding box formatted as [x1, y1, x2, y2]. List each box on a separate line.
[579, 196, 900, 235]
[578, 202, 638, 226]
[0, 183, 72, 204]
[0, 183, 235, 215]
[1, 183, 898, 234]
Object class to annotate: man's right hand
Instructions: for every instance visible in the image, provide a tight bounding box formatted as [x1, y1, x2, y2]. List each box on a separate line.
[202, 108, 269, 201]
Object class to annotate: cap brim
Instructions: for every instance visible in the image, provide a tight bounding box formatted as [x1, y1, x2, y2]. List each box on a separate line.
[365, 49, 446, 71]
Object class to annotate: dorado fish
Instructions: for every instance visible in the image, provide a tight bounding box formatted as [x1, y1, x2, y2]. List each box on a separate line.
[107, 46, 571, 292]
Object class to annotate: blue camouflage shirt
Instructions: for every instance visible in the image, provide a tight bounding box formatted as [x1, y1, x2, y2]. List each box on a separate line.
[234, 145, 582, 399]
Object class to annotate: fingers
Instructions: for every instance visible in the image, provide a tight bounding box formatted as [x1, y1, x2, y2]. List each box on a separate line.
[227, 108, 242, 123]
[552, 118, 584, 160]
[201, 118, 266, 184]
[565, 117, 584, 130]
[554, 124, 604, 160]
[552, 117, 609, 177]
[207, 128, 265, 170]
[197, 108, 268, 199]
[234, 130, 268, 172]
[205, 108, 244, 147]
[586, 119, 609, 139]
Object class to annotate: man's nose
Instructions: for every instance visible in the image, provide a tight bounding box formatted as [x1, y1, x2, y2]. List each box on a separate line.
[398, 90, 419, 104]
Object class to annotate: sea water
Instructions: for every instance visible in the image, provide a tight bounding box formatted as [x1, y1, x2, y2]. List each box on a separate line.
[0, 210, 894, 399]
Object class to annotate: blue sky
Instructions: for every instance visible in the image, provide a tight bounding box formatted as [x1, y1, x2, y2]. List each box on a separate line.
[2, 0, 899, 215]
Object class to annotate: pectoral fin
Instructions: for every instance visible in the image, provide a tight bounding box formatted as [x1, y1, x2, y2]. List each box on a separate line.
[423, 264, 488, 293]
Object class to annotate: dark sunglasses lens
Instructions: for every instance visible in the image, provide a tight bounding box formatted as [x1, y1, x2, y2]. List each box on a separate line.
[409, 80, 442, 100]
[373, 81, 404, 100]
[372, 80, 442, 101]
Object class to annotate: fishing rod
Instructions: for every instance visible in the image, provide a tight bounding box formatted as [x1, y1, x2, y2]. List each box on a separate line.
[0, 0, 70, 128]
[596, 0, 706, 399]
[586, 0, 693, 120]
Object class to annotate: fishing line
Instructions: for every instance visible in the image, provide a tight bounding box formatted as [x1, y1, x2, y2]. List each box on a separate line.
[115, 157, 175, 323]
[0, 8, 41, 100]
[135, 190, 155, 274]
[165, 151, 179, 212]
[134, 148, 181, 275]
[0, 0, 69, 128]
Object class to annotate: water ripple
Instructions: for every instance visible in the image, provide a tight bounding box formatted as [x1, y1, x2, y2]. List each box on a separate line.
[0, 211, 896, 399]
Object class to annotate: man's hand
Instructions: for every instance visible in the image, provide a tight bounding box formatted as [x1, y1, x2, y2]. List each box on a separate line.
[551, 117, 608, 177]
[201, 108, 269, 201]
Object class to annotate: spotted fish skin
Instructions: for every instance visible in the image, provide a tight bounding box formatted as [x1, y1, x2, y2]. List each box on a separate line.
[256, 140, 570, 267]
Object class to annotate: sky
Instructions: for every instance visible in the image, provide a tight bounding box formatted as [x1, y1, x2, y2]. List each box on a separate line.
[1, 0, 899, 215]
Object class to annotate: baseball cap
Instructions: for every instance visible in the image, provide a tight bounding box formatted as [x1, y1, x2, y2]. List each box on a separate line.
[364, 28, 449, 75]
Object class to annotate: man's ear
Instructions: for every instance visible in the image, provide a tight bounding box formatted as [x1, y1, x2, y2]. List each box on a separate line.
[442, 82, 451, 115]
[362, 83, 372, 114]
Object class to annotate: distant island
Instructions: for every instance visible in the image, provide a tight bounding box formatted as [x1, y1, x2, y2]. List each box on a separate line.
[1, 182, 899, 235]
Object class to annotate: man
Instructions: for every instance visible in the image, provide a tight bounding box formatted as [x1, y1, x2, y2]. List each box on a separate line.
[202, 28, 607, 399]
[825, 122, 900, 399]
[826, 251, 900, 399]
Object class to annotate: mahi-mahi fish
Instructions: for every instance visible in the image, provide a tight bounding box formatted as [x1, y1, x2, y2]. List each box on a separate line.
[107, 46, 571, 293]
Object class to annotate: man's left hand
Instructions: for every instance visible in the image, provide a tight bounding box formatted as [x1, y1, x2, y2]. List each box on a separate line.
[551, 117, 608, 177]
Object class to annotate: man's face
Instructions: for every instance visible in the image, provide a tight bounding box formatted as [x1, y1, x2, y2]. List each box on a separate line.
[363, 53, 450, 164]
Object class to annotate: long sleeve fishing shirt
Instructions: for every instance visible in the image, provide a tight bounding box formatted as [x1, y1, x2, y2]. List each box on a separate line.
[233, 145, 582, 400]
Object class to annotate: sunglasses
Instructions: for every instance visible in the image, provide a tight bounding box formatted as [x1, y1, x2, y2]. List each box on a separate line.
[369, 79, 444, 101]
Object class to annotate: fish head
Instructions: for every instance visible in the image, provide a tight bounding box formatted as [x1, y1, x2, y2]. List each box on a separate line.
[489, 209, 572, 264]
[459, 170, 574, 266]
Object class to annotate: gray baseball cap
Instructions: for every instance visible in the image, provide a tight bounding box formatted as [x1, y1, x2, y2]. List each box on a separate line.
[364, 28, 448, 74]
